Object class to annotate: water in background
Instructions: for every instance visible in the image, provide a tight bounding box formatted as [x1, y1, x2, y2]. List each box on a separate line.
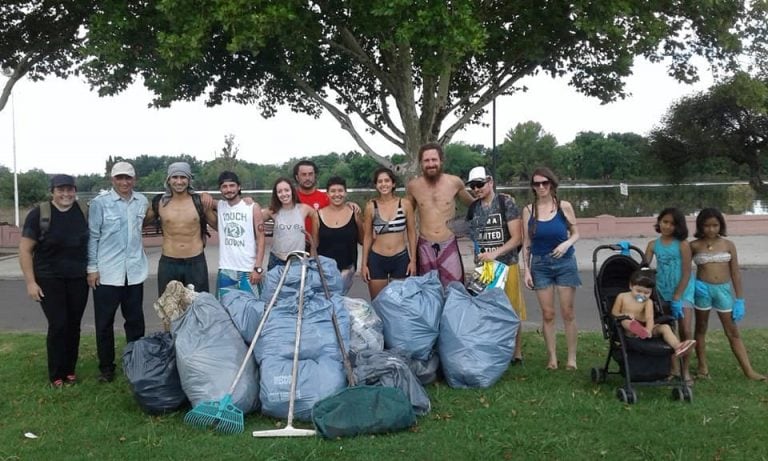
[81, 182, 765, 219]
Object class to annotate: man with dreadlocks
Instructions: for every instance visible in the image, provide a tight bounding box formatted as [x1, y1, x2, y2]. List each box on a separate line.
[521, 166, 581, 371]
[145, 161, 217, 295]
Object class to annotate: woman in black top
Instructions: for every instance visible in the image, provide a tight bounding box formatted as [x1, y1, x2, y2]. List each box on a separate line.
[317, 176, 363, 294]
[19, 175, 89, 388]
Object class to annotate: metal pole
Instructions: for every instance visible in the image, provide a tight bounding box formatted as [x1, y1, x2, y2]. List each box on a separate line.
[11, 93, 18, 227]
[491, 97, 497, 177]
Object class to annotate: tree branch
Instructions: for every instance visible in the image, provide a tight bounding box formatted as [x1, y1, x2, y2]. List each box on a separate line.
[0, 54, 36, 112]
[293, 77, 394, 167]
[329, 82, 405, 150]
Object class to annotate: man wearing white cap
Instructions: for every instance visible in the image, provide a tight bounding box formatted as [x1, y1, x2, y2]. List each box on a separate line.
[87, 161, 148, 383]
[465, 166, 526, 364]
[145, 161, 217, 295]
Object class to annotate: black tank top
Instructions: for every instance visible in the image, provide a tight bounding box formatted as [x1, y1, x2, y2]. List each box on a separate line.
[317, 212, 359, 270]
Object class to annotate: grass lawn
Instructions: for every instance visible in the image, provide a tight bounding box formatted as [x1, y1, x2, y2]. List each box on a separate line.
[1, 330, 767, 461]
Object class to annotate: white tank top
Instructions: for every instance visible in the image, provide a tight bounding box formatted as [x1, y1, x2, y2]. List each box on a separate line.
[217, 200, 257, 271]
[271, 205, 306, 260]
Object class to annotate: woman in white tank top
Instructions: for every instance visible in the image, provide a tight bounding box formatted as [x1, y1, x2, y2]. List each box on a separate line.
[263, 178, 318, 269]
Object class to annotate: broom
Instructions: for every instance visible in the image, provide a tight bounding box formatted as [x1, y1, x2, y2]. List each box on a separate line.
[183, 256, 295, 434]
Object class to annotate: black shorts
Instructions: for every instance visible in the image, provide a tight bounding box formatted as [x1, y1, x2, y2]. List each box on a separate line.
[368, 249, 409, 280]
[158, 252, 209, 296]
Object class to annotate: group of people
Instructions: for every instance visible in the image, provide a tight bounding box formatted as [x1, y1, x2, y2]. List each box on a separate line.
[19, 145, 762, 389]
[614, 207, 766, 383]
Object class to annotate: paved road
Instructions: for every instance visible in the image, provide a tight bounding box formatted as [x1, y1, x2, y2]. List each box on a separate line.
[5, 270, 768, 333]
[3, 243, 768, 333]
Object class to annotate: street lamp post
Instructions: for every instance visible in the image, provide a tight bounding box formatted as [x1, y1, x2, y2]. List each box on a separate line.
[2, 68, 20, 227]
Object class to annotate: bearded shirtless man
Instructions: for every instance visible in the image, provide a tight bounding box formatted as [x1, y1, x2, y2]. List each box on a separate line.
[406, 143, 474, 286]
[145, 162, 217, 295]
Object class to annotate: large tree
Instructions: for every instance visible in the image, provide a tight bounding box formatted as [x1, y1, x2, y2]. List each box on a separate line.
[0, 1, 96, 111]
[650, 72, 768, 193]
[78, 0, 763, 173]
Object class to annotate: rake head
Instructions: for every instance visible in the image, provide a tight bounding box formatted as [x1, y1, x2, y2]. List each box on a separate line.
[184, 394, 244, 435]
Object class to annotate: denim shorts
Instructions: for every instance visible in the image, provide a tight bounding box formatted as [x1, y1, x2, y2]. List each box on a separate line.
[530, 253, 581, 290]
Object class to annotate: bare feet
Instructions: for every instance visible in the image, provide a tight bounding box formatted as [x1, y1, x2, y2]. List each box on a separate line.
[745, 371, 767, 381]
[566, 363, 578, 371]
[546, 362, 558, 370]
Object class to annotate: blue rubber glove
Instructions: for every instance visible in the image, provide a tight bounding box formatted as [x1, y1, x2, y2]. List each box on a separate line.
[618, 241, 630, 256]
[694, 280, 708, 299]
[732, 298, 745, 322]
[670, 300, 684, 319]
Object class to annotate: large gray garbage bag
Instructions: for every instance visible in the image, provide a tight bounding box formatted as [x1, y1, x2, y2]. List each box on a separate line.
[343, 297, 384, 354]
[172, 292, 260, 413]
[220, 288, 265, 344]
[261, 256, 343, 301]
[372, 271, 444, 361]
[438, 282, 519, 388]
[253, 259, 351, 421]
[122, 332, 187, 414]
[352, 349, 431, 416]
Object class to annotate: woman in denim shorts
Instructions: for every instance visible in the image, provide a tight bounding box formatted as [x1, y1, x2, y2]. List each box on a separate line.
[521, 167, 581, 370]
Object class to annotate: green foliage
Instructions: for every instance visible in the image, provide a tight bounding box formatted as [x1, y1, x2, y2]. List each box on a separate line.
[75, 0, 758, 171]
[0, 168, 50, 206]
[497, 122, 557, 183]
[443, 142, 485, 180]
[0, 1, 97, 111]
[650, 72, 768, 192]
[558, 131, 648, 181]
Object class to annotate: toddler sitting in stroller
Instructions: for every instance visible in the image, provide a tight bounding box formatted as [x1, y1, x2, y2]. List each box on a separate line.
[612, 269, 696, 358]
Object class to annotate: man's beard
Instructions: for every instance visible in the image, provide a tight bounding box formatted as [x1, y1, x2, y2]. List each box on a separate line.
[423, 166, 443, 184]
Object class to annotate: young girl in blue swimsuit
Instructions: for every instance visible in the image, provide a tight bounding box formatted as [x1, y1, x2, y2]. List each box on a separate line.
[644, 207, 696, 383]
[691, 208, 765, 381]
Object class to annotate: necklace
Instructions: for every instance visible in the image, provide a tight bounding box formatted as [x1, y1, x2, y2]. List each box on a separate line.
[706, 237, 719, 251]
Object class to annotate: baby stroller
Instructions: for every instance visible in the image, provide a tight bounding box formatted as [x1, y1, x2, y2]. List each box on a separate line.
[590, 243, 692, 404]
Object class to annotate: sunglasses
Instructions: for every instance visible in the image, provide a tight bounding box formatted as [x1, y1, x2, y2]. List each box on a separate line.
[532, 180, 551, 188]
[469, 180, 487, 190]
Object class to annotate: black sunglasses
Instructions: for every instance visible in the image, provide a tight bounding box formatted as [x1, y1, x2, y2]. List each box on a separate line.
[469, 180, 487, 189]
[532, 180, 551, 188]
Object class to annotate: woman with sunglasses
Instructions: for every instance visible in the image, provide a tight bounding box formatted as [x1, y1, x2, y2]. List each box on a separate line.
[521, 167, 581, 370]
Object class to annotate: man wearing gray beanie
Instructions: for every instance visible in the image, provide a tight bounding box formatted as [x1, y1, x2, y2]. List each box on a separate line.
[145, 161, 217, 295]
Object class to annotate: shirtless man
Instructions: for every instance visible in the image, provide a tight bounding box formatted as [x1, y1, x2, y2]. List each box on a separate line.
[145, 161, 217, 295]
[406, 142, 474, 286]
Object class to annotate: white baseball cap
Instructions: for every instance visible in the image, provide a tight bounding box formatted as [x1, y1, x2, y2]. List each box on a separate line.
[111, 161, 136, 178]
[466, 166, 489, 184]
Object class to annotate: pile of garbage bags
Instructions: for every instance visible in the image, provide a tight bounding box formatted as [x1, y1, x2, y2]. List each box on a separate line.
[121, 260, 519, 425]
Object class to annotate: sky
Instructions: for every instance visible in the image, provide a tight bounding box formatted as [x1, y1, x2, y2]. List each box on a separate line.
[0, 58, 714, 176]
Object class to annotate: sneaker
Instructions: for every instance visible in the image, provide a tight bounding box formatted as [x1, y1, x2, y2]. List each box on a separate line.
[65, 374, 77, 385]
[51, 379, 64, 388]
[98, 372, 115, 383]
[675, 340, 697, 357]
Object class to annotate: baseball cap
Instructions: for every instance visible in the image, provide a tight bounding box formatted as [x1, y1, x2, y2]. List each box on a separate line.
[50, 174, 76, 190]
[111, 161, 136, 178]
[466, 166, 490, 185]
[218, 171, 241, 186]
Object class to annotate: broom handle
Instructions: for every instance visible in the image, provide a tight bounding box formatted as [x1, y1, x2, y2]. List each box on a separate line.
[306, 231, 357, 387]
[285, 253, 309, 427]
[226, 256, 294, 395]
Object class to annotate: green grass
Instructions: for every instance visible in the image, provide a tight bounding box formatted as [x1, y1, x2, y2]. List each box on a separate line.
[1, 330, 767, 461]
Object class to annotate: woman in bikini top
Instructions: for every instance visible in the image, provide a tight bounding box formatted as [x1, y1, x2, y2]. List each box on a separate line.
[372, 199, 407, 235]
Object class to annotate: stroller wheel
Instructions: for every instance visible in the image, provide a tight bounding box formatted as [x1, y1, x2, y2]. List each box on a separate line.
[682, 386, 693, 403]
[616, 387, 637, 404]
[591, 367, 607, 384]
